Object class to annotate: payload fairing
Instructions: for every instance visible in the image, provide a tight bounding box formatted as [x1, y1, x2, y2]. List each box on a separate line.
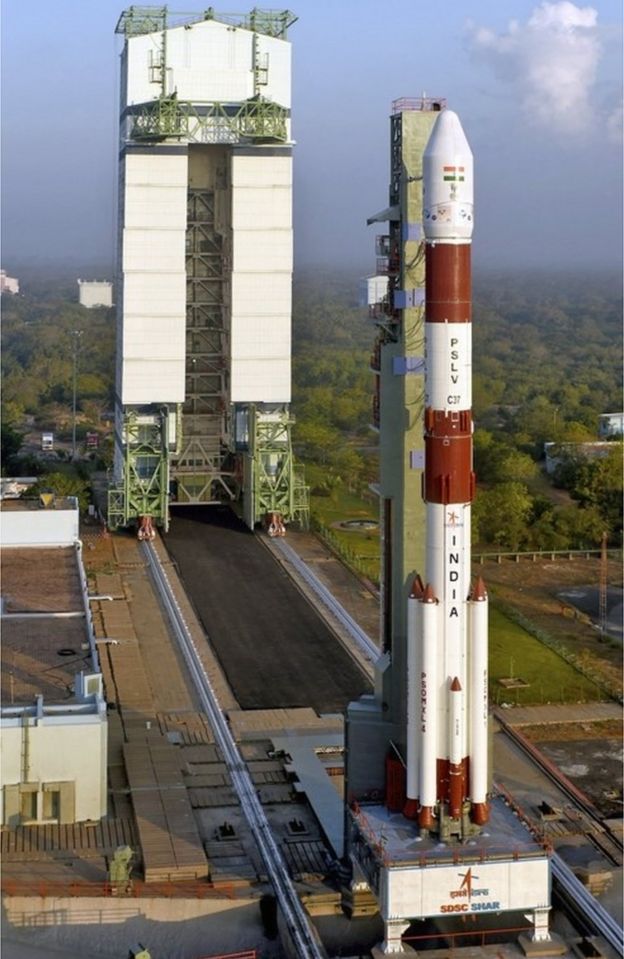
[403, 110, 490, 831]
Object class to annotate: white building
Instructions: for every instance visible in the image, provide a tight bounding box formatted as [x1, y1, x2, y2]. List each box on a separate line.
[78, 279, 113, 308]
[1, 270, 19, 294]
[598, 412, 624, 438]
[109, 7, 307, 535]
[0, 497, 108, 825]
[544, 440, 616, 475]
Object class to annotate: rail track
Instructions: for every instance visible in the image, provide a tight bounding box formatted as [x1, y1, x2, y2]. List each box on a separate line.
[143, 539, 326, 959]
[272, 537, 379, 665]
[495, 710, 623, 866]
[551, 853, 624, 954]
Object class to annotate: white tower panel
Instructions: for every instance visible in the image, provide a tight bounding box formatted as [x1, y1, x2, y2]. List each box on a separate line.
[124, 21, 291, 109]
[119, 152, 188, 404]
[230, 153, 292, 404]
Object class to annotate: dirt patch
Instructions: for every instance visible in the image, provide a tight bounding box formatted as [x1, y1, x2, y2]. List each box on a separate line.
[481, 556, 623, 697]
[522, 720, 622, 742]
[538, 738, 622, 818]
[522, 720, 623, 818]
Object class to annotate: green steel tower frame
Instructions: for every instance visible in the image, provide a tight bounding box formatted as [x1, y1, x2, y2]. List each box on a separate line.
[108, 408, 172, 530]
[346, 97, 445, 805]
[247, 406, 309, 529]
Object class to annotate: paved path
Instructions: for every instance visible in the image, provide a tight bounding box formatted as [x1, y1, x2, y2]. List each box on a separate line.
[164, 507, 371, 712]
[499, 702, 621, 726]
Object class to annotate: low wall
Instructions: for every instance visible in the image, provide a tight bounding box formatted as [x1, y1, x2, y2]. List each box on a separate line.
[2, 895, 281, 959]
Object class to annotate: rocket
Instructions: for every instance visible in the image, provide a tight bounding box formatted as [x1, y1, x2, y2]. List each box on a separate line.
[404, 110, 489, 831]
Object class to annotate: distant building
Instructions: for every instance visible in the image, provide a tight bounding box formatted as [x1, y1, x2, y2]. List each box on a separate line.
[0, 477, 38, 500]
[78, 279, 113, 308]
[0, 270, 19, 295]
[0, 495, 108, 825]
[598, 412, 624, 438]
[544, 440, 616, 475]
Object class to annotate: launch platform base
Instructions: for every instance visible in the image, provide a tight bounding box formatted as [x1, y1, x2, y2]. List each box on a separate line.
[518, 933, 567, 957]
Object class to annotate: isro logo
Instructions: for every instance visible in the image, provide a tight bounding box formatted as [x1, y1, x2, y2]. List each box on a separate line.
[450, 868, 487, 899]
[440, 869, 500, 914]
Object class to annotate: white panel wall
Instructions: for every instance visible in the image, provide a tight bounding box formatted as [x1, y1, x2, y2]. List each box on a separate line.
[0, 715, 107, 822]
[120, 152, 188, 404]
[384, 856, 550, 920]
[1, 509, 79, 547]
[230, 154, 292, 403]
[125, 20, 291, 110]
[232, 232, 293, 273]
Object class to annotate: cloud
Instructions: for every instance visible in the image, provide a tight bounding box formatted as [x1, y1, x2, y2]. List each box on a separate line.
[468, 2, 602, 136]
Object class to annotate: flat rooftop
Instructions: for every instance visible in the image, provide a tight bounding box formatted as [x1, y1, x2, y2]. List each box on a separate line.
[0, 497, 77, 511]
[351, 795, 546, 867]
[1, 546, 94, 705]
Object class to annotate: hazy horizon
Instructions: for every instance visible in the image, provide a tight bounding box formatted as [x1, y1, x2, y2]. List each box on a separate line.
[2, 0, 622, 274]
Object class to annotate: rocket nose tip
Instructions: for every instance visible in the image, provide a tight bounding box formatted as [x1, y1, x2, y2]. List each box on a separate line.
[471, 576, 488, 601]
[422, 583, 437, 603]
[450, 676, 462, 692]
[424, 108, 472, 158]
[410, 574, 425, 599]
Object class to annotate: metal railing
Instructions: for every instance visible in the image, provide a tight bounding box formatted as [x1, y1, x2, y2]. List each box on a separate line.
[392, 97, 447, 114]
[474, 547, 621, 564]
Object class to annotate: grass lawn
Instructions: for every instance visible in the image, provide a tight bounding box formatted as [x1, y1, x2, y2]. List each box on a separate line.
[303, 462, 607, 706]
[306, 463, 380, 582]
[489, 606, 604, 705]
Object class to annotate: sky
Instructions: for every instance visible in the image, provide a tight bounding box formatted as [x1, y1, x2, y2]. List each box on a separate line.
[1, 0, 622, 275]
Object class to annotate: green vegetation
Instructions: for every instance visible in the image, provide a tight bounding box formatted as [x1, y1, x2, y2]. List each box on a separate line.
[306, 463, 380, 583]
[1, 268, 621, 552]
[1, 293, 114, 436]
[291, 269, 623, 553]
[488, 606, 604, 705]
[26, 471, 91, 512]
[2, 269, 618, 706]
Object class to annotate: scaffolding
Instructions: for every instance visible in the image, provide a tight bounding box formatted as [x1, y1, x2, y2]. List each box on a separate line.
[108, 409, 171, 531]
[127, 94, 288, 144]
[250, 406, 309, 529]
[115, 6, 297, 39]
[171, 188, 238, 505]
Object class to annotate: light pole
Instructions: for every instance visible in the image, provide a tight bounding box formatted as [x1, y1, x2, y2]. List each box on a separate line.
[71, 330, 84, 460]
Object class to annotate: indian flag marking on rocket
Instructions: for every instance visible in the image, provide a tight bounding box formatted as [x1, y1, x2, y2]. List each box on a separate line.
[443, 165, 465, 182]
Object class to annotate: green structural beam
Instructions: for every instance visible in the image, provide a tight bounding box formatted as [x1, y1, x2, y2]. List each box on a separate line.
[108, 408, 171, 531]
[116, 6, 297, 39]
[250, 406, 309, 528]
[128, 94, 288, 143]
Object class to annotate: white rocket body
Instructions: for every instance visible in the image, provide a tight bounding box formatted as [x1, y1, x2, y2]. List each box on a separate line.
[404, 110, 489, 830]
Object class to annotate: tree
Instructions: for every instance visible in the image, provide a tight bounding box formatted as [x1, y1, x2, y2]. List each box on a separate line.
[1, 423, 24, 471]
[26, 472, 90, 511]
[293, 421, 343, 464]
[554, 445, 623, 535]
[473, 482, 534, 550]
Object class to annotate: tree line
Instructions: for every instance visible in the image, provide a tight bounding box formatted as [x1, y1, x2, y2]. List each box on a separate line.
[291, 268, 622, 549]
[1, 269, 621, 549]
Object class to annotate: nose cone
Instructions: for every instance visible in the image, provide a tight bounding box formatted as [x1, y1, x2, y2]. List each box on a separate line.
[424, 110, 473, 166]
[423, 109, 474, 242]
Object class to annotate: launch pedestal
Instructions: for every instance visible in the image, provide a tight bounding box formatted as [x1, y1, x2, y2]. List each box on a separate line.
[348, 795, 554, 956]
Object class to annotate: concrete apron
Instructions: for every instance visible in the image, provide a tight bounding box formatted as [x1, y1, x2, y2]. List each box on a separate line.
[2, 895, 282, 959]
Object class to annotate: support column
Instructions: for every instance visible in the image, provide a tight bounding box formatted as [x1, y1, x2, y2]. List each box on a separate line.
[379, 919, 410, 954]
[531, 907, 552, 942]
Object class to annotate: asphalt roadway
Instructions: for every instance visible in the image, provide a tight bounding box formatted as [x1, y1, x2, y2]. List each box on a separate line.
[163, 507, 371, 712]
[557, 585, 623, 642]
